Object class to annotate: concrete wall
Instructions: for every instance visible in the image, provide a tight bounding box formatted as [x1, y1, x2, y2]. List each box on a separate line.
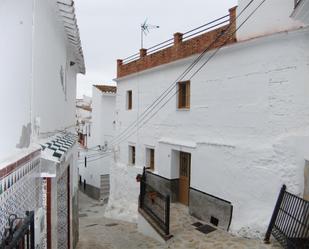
[237, 0, 302, 41]
[189, 188, 233, 231]
[112, 27, 309, 235]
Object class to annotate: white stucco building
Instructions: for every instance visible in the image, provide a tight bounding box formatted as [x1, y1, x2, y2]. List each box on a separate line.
[76, 96, 92, 147]
[0, 0, 85, 248]
[79, 85, 116, 201]
[107, 0, 309, 238]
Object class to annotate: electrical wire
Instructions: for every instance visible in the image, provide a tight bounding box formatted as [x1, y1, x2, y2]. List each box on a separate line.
[108, 0, 265, 148]
[108, 0, 255, 147]
[78, 0, 266, 163]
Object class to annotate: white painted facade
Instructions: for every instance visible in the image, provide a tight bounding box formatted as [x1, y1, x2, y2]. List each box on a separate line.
[0, 0, 84, 248]
[79, 85, 116, 195]
[0, 0, 84, 164]
[109, 2, 309, 237]
[237, 0, 302, 41]
[76, 96, 92, 147]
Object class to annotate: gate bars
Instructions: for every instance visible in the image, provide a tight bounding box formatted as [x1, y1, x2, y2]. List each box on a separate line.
[0, 211, 35, 249]
[139, 168, 170, 236]
[264, 185, 309, 249]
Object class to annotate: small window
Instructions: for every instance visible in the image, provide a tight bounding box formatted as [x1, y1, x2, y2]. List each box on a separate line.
[146, 148, 155, 171]
[129, 145, 135, 165]
[178, 81, 190, 109]
[127, 90, 132, 110]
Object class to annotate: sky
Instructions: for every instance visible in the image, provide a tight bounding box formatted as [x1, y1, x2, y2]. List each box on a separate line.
[75, 0, 237, 98]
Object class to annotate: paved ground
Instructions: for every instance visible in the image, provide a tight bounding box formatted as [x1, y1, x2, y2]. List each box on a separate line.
[77, 191, 282, 249]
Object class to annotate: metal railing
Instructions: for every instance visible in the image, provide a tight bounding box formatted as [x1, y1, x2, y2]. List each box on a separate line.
[122, 14, 230, 65]
[264, 185, 309, 249]
[139, 168, 170, 235]
[0, 211, 35, 249]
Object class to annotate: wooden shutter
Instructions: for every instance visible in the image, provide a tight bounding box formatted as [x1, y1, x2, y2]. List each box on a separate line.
[178, 83, 183, 108]
[132, 146, 135, 165]
[185, 81, 190, 108]
[127, 91, 132, 110]
[150, 149, 155, 170]
[178, 81, 190, 109]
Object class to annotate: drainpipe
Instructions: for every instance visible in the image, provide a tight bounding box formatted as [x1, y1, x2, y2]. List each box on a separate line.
[30, 0, 36, 142]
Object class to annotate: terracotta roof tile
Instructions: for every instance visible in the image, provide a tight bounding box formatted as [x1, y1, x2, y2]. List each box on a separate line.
[94, 85, 117, 94]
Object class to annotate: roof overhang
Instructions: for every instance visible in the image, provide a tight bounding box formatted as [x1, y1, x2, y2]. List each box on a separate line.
[39, 132, 78, 177]
[57, 0, 86, 74]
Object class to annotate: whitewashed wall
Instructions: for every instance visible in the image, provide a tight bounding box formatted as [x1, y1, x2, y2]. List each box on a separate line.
[0, 0, 33, 161]
[32, 0, 78, 134]
[0, 0, 79, 164]
[79, 87, 116, 189]
[237, 0, 302, 41]
[111, 27, 309, 235]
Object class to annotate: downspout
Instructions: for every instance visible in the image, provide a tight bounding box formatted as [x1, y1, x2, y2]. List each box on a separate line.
[30, 0, 36, 142]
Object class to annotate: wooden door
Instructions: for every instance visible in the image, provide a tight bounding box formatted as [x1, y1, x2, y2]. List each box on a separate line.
[179, 152, 191, 205]
[149, 149, 155, 170]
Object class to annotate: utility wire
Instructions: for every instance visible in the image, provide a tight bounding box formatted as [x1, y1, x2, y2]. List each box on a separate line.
[109, 0, 255, 146]
[109, 0, 260, 147]
[79, 0, 266, 162]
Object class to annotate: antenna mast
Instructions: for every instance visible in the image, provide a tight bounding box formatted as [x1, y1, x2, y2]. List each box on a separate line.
[141, 19, 159, 49]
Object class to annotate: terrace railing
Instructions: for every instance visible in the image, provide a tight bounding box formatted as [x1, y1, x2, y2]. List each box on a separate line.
[122, 14, 230, 65]
[139, 168, 170, 236]
[264, 185, 309, 249]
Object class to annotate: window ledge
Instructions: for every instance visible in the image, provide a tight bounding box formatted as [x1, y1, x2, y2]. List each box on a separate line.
[177, 108, 190, 111]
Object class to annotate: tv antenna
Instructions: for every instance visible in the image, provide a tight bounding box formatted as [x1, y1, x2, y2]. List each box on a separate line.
[141, 19, 159, 49]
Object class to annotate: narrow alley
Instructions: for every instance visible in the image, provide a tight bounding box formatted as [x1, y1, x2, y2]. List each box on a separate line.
[77, 192, 282, 249]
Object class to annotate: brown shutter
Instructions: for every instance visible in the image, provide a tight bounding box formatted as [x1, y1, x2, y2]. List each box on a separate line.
[132, 146, 135, 164]
[150, 149, 155, 170]
[178, 82, 183, 108]
[186, 81, 190, 108]
[127, 91, 132, 110]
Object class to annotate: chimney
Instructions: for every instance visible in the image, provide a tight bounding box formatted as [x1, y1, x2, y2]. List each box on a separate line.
[174, 32, 183, 46]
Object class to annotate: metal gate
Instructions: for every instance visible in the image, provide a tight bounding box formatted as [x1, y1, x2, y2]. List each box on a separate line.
[57, 168, 70, 249]
[0, 211, 35, 249]
[265, 185, 309, 249]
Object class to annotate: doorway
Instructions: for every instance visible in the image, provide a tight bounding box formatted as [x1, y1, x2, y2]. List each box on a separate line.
[179, 152, 191, 205]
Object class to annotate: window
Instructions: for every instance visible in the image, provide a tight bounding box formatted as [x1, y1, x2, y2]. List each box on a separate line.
[146, 148, 155, 171]
[127, 90, 132, 110]
[129, 145, 135, 165]
[178, 81, 190, 109]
